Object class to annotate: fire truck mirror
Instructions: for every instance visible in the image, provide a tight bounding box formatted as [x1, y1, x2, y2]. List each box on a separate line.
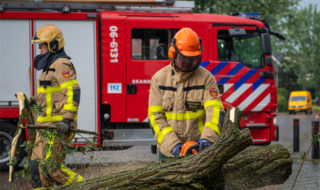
[228, 28, 246, 37]
[265, 55, 273, 67]
[218, 84, 224, 94]
[261, 33, 272, 55]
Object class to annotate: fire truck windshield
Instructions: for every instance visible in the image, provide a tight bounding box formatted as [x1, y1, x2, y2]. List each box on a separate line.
[217, 30, 264, 68]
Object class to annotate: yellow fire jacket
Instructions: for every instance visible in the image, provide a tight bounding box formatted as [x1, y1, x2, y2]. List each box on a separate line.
[148, 63, 225, 157]
[36, 58, 80, 129]
[31, 58, 82, 187]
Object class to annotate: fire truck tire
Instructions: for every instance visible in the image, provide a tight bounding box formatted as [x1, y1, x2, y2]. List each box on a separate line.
[0, 122, 26, 171]
[151, 145, 157, 154]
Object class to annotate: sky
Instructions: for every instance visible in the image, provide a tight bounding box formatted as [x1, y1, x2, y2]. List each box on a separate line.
[300, 0, 320, 8]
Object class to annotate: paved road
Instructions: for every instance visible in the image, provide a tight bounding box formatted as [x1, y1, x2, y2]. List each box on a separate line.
[274, 113, 320, 190]
[1, 113, 320, 190]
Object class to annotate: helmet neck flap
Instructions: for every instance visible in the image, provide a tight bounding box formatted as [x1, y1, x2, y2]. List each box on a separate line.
[34, 48, 70, 71]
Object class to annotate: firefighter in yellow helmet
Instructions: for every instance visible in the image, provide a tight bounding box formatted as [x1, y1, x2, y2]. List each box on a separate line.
[148, 27, 225, 160]
[30, 24, 83, 188]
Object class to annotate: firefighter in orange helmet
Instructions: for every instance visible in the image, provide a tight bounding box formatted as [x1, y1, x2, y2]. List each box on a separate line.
[30, 24, 83, 188]
[148, 27, 225, 160]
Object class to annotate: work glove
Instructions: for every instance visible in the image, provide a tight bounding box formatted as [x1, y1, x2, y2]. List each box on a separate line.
[57, 119, 71, 134]
[171, 143, 182, 157]
[197, 139, 213, 151]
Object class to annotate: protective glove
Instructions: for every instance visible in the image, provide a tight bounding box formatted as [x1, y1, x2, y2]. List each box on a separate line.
[171, 143, 182, 157]
[197, 139, 213, 151]
[57, 119, 71, 134]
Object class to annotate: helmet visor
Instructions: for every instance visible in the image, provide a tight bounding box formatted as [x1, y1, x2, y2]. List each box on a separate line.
[31, 34, 46, 44]
[178, 50, 202, 64]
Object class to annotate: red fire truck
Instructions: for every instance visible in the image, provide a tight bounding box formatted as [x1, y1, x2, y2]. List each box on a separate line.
[0, 0, 281, 170]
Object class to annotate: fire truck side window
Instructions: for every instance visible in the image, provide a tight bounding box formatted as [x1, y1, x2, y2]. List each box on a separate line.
[131, 29, 172, 60]
[217, 30, 264, 68]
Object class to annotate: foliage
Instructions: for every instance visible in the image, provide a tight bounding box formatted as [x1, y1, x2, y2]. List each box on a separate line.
[20, 141, 38, 156]
[11, 94, 98, 179]
[312, 105, 320, 113]
[192, 0, 299, 31]
[277, 88, 291, 112]
[190, 0, 320, 105]
[278, 94, 287, 112]
[278, 4, 320, 104]
[278, 88, 290, 100]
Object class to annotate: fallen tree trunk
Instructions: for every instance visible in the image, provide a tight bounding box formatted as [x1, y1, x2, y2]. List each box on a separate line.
[223, 144, 292, 190]
[57, 108, 292, 190]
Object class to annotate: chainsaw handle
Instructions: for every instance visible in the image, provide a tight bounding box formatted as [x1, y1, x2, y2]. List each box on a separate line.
[185, 144, 199, 155]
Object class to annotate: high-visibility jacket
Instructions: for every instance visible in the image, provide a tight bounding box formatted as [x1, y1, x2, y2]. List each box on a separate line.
[31, 57, 82, 187]
[148, 63, 225, 157]
[36, 57, 80, 129]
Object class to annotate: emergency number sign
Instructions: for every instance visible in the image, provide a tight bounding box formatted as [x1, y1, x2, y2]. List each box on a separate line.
[108, 83, 122, 94]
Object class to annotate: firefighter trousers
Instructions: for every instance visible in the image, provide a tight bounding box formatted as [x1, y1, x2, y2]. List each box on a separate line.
[30, 129, 83, 188]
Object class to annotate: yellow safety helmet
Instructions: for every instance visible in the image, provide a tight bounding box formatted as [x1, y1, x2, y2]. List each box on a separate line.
[168, 27, 203, 59]
[32, 24, 66, 53]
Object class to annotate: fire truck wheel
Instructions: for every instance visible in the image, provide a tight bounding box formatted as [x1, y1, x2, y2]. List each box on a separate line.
[0, 122, 26, 171]
[151, 145, 157, 154]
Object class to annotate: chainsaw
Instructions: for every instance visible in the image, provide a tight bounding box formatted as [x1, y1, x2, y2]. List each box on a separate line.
[180, 141, 200, 156]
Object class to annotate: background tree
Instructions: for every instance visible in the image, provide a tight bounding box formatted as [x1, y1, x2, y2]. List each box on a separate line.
[279, 4, 320, 105]
[190, 0, 320, 107]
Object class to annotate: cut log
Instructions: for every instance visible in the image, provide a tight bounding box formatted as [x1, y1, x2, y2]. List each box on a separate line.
[223, 144, 292, 190]
[56, 108, 292, 190]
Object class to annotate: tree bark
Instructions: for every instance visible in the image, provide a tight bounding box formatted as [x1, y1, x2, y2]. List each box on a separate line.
[223, 144, 292, 190]
[56, 108, 292, 190]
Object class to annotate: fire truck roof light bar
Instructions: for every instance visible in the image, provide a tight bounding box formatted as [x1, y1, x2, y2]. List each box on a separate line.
[0, 1, 193, 13]
[231, 12, 261, 19]
[1, 0, 174, 4]
[0, 0, 194, 13]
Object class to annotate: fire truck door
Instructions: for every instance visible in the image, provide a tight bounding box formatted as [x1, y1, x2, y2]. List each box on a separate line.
[211, 26, 273, 112]
[126, 16, 174, 122]
[34, 20, 98, 142]
[0, 20, 32, 105]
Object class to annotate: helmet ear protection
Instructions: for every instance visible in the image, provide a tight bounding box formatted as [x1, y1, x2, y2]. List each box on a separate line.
[168, 37, 203, 59]
[49, 39, 59, 53]
[168, 38, 176, 59]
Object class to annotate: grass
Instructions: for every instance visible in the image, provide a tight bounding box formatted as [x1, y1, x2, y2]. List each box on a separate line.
[312, 105, 320, 113]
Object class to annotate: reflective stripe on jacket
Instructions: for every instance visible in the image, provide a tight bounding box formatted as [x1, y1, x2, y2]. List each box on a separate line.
[148, 63, 224, 157]
[36, 58, 80, 129]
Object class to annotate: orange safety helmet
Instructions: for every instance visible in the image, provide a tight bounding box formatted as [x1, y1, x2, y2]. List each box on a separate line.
[180, 141, 199, 156]
[168, 27, 203, 59]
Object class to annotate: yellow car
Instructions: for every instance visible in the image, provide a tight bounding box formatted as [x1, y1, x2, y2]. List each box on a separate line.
[288, 91, 312, 114]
